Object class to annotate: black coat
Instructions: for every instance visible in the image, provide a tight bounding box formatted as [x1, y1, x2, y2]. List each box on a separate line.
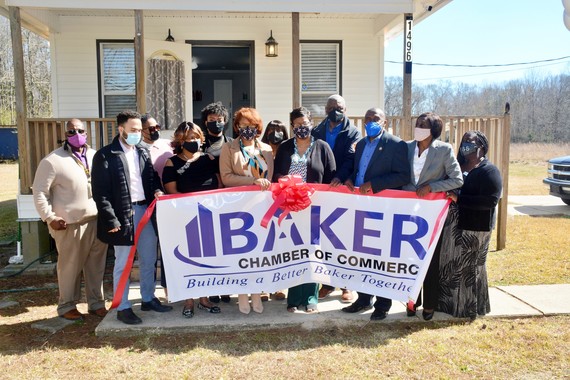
[311, 116, 361, 182]
[272, 138, 336, 184]
[91, 136, 163, 246]
[351, 131, 410, 193]
[457, 160, 503, 231]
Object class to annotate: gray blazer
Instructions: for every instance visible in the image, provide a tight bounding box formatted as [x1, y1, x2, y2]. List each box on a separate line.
[402, 139, 463, 193]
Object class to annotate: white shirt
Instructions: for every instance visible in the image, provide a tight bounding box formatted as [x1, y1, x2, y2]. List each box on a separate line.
[413, 144, 429, 185]
[119, 139, 146, 202]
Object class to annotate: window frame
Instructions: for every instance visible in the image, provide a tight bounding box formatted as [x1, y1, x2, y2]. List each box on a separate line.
[299, 40, 343, 115]
[96, 39, 136, 118]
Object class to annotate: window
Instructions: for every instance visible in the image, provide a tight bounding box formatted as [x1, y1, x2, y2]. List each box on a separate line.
[98, 42, 136, 117]
[300, 41, 341, 116]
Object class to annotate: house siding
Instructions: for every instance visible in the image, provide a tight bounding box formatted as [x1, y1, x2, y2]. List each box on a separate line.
[52, 14, 384, 126]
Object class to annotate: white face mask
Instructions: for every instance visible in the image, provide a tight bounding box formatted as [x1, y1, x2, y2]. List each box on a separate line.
[414, 127, 432, 142]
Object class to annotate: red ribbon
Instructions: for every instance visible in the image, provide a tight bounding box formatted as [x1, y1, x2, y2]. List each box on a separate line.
[110, 198, 157, 309]
[260, 175, 315, 228]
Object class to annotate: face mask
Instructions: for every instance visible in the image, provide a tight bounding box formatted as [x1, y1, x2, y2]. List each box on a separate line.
[124, 132, 141, 146]
[183, 140, 201, 154]
[365, 121, 382, 137]
[268, 131, 284, 145]
[294, 125, 311, 139]
[414, 127, 432, 142]
[239, 127, 257, 141]
[67, 133, 87, 148]
[206, 121, 225, 135]
[149, 130, 160, 141]
[459, 142, 478, 156]
[327, 109, 344, 123]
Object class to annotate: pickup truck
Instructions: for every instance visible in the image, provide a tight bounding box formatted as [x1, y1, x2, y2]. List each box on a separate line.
[543, 155, 570, 205]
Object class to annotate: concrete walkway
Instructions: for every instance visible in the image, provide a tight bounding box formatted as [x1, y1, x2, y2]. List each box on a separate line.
[507, 195, 570, 216]
[95, 284, 570, 337]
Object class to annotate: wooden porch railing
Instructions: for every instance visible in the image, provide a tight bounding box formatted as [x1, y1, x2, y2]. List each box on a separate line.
[23, 108, 510, 249]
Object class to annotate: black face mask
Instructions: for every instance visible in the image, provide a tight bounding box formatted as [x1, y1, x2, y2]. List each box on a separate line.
[327, 109, 344, 123]
[268, 131, 284, 145]
[149, 130, 160, 141]
[206, 121, 225, 135]
[183, 141, 200, 154]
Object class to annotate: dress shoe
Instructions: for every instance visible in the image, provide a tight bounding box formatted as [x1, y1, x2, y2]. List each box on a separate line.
[88, 307, 108, 318]
[209, 295, 221, 303]
[117, 308, 142, 325]
[272, 290, 286, 300]
[198, 300, 221, 314]
[182, 304, 194, 318]
[260, 292, 270, 302]
[341, 289, 354, 303]
[141, 297, 173, 312]
[422, 310, 434, 321]
[370, 309, 387, 321]
[60, 309, 84, 321]
[406, 304, 417, 317]
[220, 295, 231, 303]
[318, 287, 334, 300]
[341, 302, 372, 313]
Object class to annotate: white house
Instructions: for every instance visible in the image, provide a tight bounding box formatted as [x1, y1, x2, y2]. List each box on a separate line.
[2, 0, 451, 127]
[2, 0, 463, 267]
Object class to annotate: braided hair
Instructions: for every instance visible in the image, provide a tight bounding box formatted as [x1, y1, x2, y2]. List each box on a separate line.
[473, 130, 489, 156]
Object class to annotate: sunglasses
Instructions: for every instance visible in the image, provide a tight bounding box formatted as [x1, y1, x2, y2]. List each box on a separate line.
[66, 129, 85, 135]
[147, 125, 161, 133]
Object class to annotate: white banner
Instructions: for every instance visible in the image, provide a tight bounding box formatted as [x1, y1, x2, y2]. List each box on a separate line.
[156, 185, 449, 303]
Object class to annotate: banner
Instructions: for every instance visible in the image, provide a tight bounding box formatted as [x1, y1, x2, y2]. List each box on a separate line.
[156, 184, 450, 304]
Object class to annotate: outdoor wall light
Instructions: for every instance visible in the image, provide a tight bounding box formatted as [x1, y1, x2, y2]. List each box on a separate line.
[265, 30, 278, 57]
[165, 29, 175, 42]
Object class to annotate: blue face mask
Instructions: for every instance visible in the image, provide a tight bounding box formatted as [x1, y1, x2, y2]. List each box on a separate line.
[459, 142, 478, 156]
[125, 132, 141, 146]
[365, 121, 382, 137]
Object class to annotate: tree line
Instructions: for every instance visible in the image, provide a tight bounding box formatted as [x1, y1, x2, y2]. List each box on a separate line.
[1, 17, 569, 142]
[384, 73, 570, 143]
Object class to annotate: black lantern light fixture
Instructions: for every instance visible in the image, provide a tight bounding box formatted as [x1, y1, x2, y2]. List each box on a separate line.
[165, 29, 175, 42]
[265, 30, 278, 57]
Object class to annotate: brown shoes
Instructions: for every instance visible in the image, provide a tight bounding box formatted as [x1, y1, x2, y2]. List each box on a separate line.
[88, 307, 108, 318]
[60, 309, 84, 321]
[318, 287, 333, 299]
[341, 289, 354, 303]
[272, 291, 286, 300]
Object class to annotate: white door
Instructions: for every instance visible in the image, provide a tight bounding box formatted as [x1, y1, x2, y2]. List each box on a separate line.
[214, 80, 233, 135]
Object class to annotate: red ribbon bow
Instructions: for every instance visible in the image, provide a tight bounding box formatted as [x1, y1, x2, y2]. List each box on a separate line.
[261, 175, 315, 228]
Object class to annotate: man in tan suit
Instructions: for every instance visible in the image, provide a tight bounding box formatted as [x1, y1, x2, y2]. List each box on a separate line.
[32, 119, 108, 321]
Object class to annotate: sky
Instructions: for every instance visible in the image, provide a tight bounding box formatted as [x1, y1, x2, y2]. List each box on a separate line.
[384, 0, 570, 85]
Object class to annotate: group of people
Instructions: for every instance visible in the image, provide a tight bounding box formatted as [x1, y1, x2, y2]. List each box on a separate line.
[32, 94, 502, 325]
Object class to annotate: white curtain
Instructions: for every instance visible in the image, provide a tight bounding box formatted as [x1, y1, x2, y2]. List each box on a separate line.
[146, 59, 185, 130]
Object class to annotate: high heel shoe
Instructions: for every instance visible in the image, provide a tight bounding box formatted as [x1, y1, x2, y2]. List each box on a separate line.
[251, 294, 263, 313]
[238, 294, 251, 314]
[406, 301, 416, 317]
[198, 299, 221, 313]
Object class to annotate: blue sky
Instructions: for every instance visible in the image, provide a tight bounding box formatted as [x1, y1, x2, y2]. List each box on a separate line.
[384, 0, 570, 84]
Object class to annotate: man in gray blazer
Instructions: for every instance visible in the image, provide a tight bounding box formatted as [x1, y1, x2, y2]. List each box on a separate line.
[341, 107, 410, 320]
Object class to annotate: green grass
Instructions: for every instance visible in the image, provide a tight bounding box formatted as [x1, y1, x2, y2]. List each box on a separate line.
[0, 162, 18, 242]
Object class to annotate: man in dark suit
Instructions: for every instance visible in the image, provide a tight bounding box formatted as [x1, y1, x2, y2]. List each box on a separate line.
[341, 107, 410, 320]
[312, 94, 362, 302]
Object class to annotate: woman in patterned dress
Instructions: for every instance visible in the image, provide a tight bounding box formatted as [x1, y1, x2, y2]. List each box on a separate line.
[273, 107, 336, 313]
[438, 131, 503, 319]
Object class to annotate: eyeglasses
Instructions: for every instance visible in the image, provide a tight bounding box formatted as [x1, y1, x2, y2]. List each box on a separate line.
[66, 129, 85, 135]
[147, 125, 161, 133]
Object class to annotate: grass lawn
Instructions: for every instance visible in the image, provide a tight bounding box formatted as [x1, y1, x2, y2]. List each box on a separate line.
[0, 162, 18, 242]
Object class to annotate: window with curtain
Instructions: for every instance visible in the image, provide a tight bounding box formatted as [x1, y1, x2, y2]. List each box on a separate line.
[300, 42, 341, 116]
[99, 43, 136, 117]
